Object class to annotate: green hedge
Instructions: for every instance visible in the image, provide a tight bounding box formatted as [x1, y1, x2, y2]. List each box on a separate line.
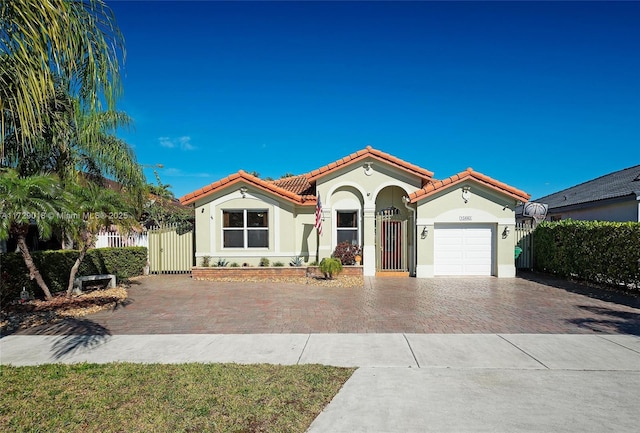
[533, 220, 640, 290]
[1, 247, 147, 302]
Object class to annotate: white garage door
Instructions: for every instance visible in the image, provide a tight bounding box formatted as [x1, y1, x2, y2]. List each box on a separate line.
[434, 224, 494, 276]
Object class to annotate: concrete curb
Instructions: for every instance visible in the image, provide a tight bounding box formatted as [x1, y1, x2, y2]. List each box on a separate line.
[2, 333, 639, 370]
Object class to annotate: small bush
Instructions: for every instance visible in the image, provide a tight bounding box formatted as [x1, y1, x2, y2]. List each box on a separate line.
[290, 255, 304, 267]
[216, 258, 229, 267]
[201, 256, 211, 267]
[273, 261, 285, 267]
[332, 242, 362, 265]
[319, 257, 343, 279]
[229, 262, 239, 267]
[259, 257, 270, 267]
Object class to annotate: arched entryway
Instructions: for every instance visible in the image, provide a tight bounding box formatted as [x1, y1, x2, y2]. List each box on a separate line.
[374, 186, 413, 275]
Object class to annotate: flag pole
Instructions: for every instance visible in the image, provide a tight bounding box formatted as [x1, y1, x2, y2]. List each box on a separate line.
[316, 229, 319, 264]
[315, 192, 322, 264]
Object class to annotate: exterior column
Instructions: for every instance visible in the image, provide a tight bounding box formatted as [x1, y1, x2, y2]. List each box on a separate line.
[318, 211, 332, 262]
[363, 207, 376, 276]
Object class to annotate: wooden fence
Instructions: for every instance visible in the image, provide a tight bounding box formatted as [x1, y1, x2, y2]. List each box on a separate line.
[147, 223, 194, 274]
[95, 223, 194, 274]
[95, 230, 148, 248]
[515, 222, 535, 270]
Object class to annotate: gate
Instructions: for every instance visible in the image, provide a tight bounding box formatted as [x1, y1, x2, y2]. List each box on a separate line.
[515, 222, 535, 270]
[148, 223, 194, 274]
[376, 212, 408, 272]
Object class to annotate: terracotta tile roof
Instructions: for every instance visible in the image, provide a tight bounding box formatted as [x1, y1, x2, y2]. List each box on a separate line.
[179, 170, 317, 206]
[408, 167, 530, 203]
[180, 148, 528, 208]
[270, 175, 314, 196]
[306, 145, 434, 183]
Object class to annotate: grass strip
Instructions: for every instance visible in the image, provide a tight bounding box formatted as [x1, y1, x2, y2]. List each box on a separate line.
[0, 362, 354, 433]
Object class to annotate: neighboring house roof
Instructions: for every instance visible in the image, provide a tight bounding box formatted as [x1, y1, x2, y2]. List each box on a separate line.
[534, 164, 640, 210]
[306, 145, 434, 184]
[180, 170, 316, 206]
[408, 167, 530, 204]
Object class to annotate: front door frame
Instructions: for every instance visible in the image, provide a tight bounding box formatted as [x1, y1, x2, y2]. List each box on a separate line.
[375, 211, 408, 273]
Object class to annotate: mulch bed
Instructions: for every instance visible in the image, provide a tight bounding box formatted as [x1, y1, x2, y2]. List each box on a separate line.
[1, 286, 128, 334]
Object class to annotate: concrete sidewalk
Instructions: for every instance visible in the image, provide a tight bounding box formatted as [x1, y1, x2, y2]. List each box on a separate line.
[2, 333, 640, 432]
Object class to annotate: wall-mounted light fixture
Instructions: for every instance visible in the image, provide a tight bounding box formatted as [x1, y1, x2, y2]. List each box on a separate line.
[363, 162, 373, 176]
[421, 226, 429, 239]
[239, 187, 247, 198]
[462, 186, 471, 203]
[502, 226, 511, 238]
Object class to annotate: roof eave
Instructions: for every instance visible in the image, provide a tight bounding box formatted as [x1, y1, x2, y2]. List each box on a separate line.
[409, 170, 530, 204]
[306, 146, 434, 183]
[180, 171, 312, 206]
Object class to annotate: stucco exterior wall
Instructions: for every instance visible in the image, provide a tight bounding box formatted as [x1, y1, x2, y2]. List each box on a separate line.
[193, 189, 318, 266]
[314, 158, 423, 276]
[187, 154, 525, 278]
[415, 181, 519, 278]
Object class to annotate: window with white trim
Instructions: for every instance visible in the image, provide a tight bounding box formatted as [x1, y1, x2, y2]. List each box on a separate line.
[336, 210, 359, 245]
[223, 210, 268, 248]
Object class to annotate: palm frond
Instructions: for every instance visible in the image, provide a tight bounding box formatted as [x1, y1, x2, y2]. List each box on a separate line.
[1, 0, 124, 155]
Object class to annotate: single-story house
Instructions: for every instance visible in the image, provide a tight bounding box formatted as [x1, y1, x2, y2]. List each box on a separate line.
[518, 164, 640, 223]
[180, 146, 530, 278]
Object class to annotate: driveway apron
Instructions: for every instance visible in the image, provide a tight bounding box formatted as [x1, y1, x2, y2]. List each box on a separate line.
[12, 271, 640, 336]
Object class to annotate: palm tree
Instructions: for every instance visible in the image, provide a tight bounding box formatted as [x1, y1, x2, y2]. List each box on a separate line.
[1, 0, 124, 157]
[2, 86, 146, 205]
[148, 169, 175, 201]
[64, 181, 137, 297]
[0, 169, 70, 300]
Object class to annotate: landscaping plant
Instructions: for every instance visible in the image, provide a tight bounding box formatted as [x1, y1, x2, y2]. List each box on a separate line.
[332, 241, 362, 265]
[319, 257, 343, 279]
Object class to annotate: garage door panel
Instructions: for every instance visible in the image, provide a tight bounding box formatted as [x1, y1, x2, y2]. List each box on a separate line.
[437, 264, 464, 275]
[464, 264, 491, 275]
[434, 224, 494, 276]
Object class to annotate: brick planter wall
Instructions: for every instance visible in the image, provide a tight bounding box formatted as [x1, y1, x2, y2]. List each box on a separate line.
[192, 266, 363, 279]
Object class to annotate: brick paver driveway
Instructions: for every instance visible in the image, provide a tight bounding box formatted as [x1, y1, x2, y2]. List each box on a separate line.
[17, 271, 640, 335]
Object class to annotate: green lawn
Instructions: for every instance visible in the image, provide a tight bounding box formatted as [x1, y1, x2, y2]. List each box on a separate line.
[0, 362, 354, 433]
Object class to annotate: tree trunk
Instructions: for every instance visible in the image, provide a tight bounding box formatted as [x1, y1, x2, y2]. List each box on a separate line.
[66, 245, 88, 297]
[16, 235, 53, 300]
[66, 232, 92, 298]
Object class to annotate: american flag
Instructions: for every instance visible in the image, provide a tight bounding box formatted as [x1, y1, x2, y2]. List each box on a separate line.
[314, 193, 323, 235]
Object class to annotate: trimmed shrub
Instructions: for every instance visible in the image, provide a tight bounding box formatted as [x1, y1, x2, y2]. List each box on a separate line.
[0, 247, 147, 302]
[259, 257, 270, 267]
[332, 242, 362, 265]
[533, 220, 640, 290]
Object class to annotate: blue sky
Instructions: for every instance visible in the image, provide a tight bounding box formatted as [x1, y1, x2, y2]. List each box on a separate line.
[108, 0, 640, 201]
